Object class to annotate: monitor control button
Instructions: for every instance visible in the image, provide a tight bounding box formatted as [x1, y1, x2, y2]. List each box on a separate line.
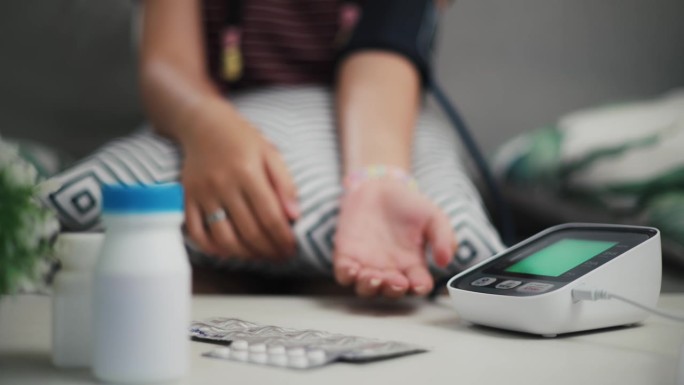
[471, 277, 497, 287]
[516, 282, 555, 294]
[495, 280, 522, 290]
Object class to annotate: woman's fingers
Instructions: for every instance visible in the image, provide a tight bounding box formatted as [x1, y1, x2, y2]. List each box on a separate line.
[333, 253, 361, 286]
[243, 172, 297, 258]
[204, 212, 252, 260]
[265, 149, 300, 221]
[404, 264, 434, 296]
[193, 187, 254, 259]
[355, 268, 384, 298]
[184, 198, 218, 256]
[425, 206, 456, 268]
[222, 187, 281, 259]
[380, 270, 410, 299]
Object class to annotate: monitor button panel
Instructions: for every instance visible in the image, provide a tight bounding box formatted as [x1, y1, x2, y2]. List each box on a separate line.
[495, 280, 522, 290]
[462, 275, 559, 296]
[470, 277, 497, 287]
[516, 282, 554, 294]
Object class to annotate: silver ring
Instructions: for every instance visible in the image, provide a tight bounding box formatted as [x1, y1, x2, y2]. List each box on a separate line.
[205, 208, 227, 225]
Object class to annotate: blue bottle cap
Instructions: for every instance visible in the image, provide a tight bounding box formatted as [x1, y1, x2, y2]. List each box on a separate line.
[102, 183, 184, 214]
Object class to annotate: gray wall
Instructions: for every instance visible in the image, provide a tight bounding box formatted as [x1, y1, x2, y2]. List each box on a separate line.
[1, 0, 683, 155]
[436, 0, 684, 152]
[0, 1, 142, 157]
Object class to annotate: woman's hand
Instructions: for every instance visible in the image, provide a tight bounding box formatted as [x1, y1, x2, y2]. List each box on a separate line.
[139, 0, 297, 260]
[180, 98, 300, 260]
[333, 179, 456, 298]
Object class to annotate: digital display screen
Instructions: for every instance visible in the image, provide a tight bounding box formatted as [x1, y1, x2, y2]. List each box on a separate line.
[505, 239, 617, 277]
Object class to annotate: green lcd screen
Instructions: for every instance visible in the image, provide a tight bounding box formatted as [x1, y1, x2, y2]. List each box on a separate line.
[505, 239, 617, 277]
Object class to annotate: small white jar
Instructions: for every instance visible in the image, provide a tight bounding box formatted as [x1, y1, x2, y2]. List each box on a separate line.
[52, 232, 104, 368]
[93, 183, 191, 383]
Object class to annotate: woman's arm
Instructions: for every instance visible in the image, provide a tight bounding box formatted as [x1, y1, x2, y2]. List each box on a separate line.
[334, 51, 455, 298]
[336, 51, 419, 171]
[139, 0, 299, 260]
[140, 0, 229, 142]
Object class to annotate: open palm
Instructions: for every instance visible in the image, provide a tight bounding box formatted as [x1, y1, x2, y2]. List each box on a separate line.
[333, 179, 456, 298]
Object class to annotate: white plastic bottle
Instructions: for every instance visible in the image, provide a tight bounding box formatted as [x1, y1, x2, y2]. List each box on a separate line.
[52, 232, 103, 368]
[93, 183, 191, 383]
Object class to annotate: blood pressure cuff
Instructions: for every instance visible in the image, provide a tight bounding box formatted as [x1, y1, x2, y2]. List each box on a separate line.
[337, 0, 439, 85]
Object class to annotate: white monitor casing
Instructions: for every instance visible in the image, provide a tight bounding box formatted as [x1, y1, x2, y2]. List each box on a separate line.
[447, 223, 661, 337]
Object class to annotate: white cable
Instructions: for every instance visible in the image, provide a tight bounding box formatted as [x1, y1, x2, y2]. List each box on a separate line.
[572, 288, 684, 323]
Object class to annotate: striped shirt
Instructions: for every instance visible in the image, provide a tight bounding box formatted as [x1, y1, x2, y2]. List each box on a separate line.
[202, 0, 353, 89]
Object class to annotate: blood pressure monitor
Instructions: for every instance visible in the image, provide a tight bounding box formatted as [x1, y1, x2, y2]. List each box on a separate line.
[447, 223, 662, 337]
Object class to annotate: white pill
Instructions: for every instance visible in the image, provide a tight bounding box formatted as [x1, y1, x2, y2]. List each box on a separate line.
[288, 355, 309, 369]
[267, 345, 286, 355]
[249, 352, 268, 364]
[231, 339, 249, 350]
[230, 349, 249, 362]
[287, 347, 306, 357]
[214, 347, 231, 359]
[306, 349, 327, 365]
[249, 343, 267, 353]
[269, 354, 289, 367]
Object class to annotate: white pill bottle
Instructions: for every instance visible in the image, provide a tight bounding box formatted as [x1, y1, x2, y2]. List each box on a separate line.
[93, 183, 190, 383]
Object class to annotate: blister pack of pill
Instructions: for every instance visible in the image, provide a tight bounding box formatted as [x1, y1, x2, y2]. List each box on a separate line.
[190, 317, 427, 370]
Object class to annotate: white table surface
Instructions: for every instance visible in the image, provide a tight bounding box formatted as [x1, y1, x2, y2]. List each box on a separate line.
[1, 294, 683, 385]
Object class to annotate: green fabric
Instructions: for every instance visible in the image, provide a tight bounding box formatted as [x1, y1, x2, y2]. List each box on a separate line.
[500, 126, 682, 207]
[505, 126, 563, 186]
[495, 91, 684, 253]
[646, 193, 684, 249]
